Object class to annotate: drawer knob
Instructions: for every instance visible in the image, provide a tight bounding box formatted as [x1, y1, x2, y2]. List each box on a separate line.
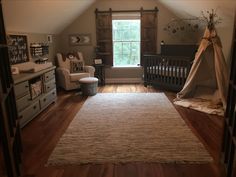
[25, 85, 29, 88]
[33, 106, 37, 109]
[52, 92, 55, 95]
[47, 86, 50, 88]
[46, 76, 49, 78]
[43, 98, 46, 102]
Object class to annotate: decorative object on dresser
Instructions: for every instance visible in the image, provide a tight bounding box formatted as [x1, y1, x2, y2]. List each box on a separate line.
[11, 61, 53, 73]
[13, 66, 57, 127]
[143, 44, 198, 92]
[93, 64, 105, 85]
[56, 52, 95, 91]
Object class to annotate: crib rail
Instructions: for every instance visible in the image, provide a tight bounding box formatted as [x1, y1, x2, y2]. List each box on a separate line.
[144, 54, 192, 91]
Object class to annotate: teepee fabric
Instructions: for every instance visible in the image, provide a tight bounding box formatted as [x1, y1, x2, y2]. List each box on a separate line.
[175, 27, 229, 114]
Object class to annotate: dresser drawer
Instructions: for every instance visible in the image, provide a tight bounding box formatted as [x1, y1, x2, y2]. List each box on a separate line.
[44, 70, 55, 82]
[40, 89, 56, 109]
[16, 94, 30, 112]
[14, 81, 29, 99]
[19, 101, 40, 127]
[44, 78, 56, 93]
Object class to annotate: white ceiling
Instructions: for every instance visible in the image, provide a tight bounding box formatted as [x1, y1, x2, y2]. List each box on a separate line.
[157, 0, 236, 19]
[1, 0, 235, 34]
[2, 0, 96, 34]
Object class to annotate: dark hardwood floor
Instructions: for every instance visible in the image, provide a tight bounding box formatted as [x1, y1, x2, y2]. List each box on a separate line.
[19, 84, 225, 177]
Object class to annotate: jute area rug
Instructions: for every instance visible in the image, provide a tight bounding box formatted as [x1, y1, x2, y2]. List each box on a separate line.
[46, 93, 212, 165]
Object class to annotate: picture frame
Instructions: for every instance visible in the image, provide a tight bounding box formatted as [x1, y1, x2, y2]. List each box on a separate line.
[94, 58, 103, 65]
[69, 33, 92, 46]
[7, 34, 29, 64]
[47, 35, 53, 43]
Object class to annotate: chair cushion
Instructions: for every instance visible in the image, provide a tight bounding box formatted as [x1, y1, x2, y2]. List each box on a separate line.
[69, 72, 90, 82]
[79, 77, 98, 84]
[57, 56, 70, 69]
[70, 60, 84, 73]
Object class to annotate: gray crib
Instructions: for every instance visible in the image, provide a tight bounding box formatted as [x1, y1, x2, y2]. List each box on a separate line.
[143, 44, 197, 92]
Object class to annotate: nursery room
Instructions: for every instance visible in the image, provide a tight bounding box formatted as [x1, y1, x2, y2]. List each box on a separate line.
[0, 0, 236, 177]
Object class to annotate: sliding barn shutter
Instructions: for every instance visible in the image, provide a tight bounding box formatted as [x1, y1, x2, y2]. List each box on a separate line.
[95, 9, 113, 66]
[141, 8, 158, 66]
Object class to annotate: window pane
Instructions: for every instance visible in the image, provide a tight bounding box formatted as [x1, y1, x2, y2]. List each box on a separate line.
[112, 19, 140, 66]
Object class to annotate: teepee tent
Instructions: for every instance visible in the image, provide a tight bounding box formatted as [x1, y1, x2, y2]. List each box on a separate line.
[175, 25, 229, 115]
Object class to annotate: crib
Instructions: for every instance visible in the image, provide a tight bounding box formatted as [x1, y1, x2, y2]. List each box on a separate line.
[143, 44, 197, 92]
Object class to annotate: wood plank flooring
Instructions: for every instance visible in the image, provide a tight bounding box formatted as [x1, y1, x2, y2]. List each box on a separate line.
[18, 84, 225, 177]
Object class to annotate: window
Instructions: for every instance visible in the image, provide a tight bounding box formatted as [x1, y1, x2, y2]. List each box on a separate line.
[112, 19, 141, 66]
[95, 9, 157, 66]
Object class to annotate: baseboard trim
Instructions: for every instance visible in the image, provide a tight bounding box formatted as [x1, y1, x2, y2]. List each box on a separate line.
[105, 78, 143, 84]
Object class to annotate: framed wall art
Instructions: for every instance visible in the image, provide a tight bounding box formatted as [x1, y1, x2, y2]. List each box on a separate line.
[69, 33, 92, 46]
[47, 34, 53, 43]
[8, 34, 29, 64]
[94, 58, 103, 65]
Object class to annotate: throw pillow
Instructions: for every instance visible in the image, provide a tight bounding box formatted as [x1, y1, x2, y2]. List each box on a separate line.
[70, 60, 84, 73]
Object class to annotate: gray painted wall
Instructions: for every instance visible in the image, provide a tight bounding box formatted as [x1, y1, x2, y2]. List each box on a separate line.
[58, 0, 184, 80]
[58, 0, 235, 81]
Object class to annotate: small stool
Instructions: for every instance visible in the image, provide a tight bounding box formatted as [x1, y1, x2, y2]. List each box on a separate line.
[79, 77, 98, 96]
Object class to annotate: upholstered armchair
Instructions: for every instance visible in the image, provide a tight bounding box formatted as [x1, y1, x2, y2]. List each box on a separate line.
[56, 52, 95, 90]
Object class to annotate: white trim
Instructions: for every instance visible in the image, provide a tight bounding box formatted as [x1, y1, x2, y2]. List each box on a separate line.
[112, 12, 141, 20]
[105, 78, 143, 84]
[112, 66, 141, 69]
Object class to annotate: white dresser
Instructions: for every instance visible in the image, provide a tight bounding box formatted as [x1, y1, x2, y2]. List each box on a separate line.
[13, 66, 57, 127]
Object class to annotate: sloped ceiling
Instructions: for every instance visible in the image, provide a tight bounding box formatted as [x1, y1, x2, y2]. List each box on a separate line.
[2, 0, 96, 34]
[157, 0, 236, 20]
[1, 0, 235, 34]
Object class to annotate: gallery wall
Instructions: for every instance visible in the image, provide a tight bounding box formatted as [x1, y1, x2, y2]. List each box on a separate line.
[7, 32, 59, 65]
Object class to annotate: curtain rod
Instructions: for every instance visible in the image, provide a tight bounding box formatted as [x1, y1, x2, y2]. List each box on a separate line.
[95, 7, 158, 14]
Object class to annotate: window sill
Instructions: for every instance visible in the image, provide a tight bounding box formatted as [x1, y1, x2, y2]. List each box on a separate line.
[112, 65, 141, 69]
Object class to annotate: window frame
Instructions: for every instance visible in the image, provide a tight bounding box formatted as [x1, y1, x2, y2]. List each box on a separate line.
[112, 14, 141, 67]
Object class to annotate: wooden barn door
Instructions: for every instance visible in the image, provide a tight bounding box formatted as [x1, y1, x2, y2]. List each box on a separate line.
[140, 7, 158, 66]
[95, 9, 113, 66]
